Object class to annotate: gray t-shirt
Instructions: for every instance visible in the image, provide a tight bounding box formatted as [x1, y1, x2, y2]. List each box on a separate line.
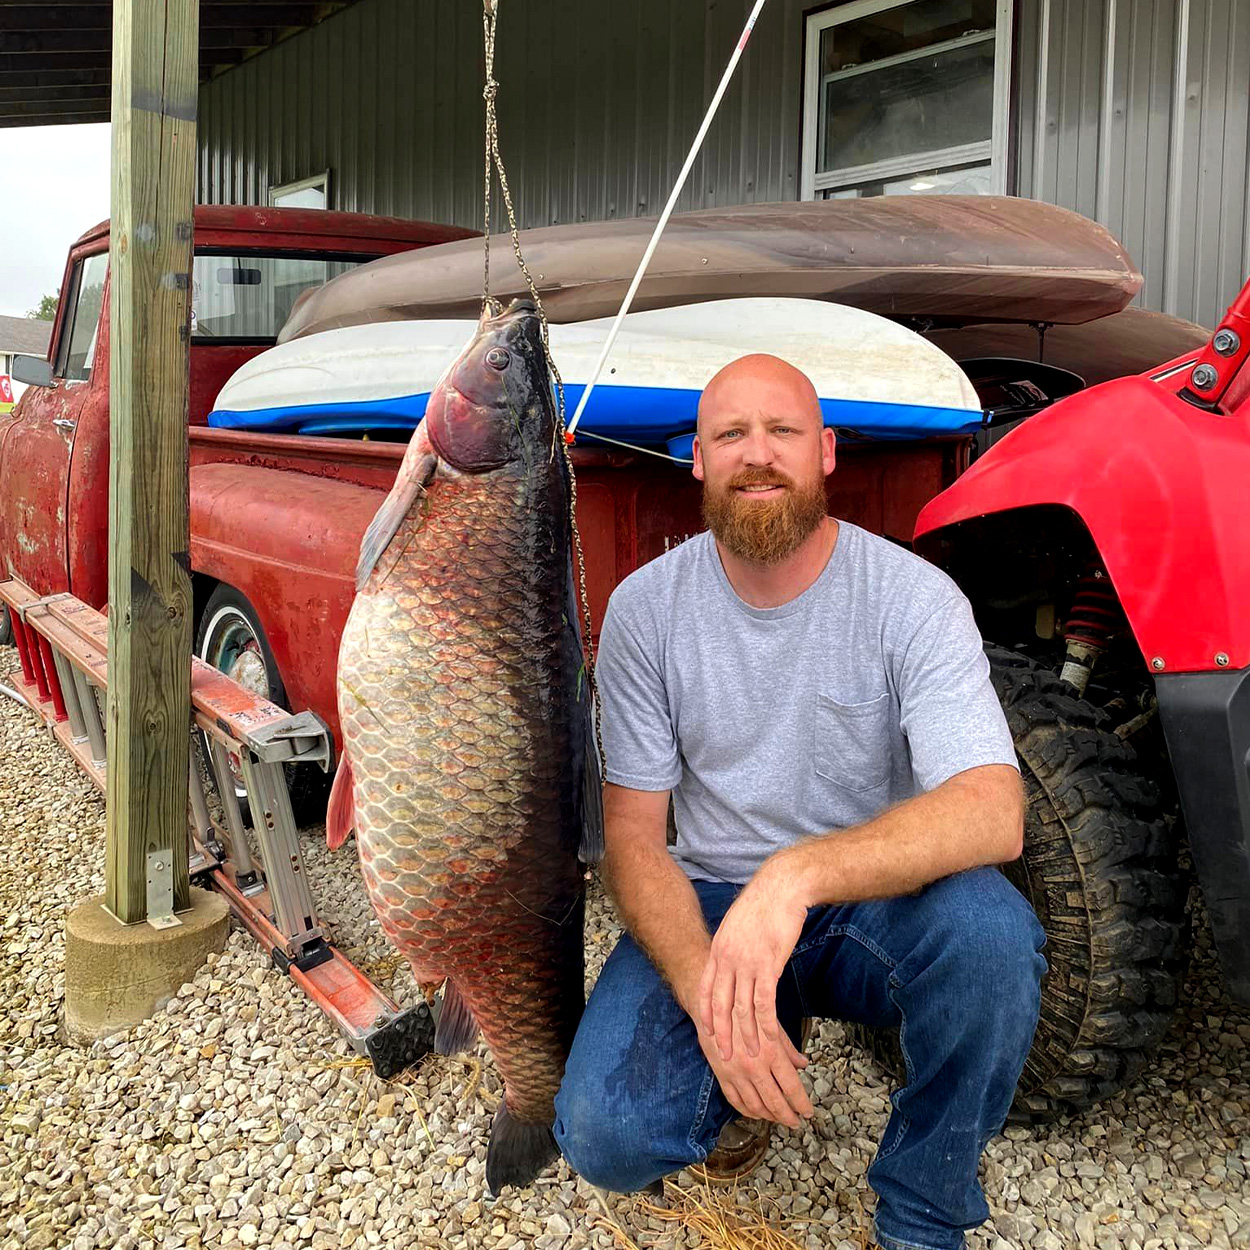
[596, 521, 1018, 884]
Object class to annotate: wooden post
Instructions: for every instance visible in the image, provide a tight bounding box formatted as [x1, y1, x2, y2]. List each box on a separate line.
[105, 0, 199, 924]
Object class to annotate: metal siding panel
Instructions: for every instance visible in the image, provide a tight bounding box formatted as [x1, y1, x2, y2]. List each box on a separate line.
[1193, 0, 1229, 322]
[320, 18, 340, 207]
[1125, 0, 1179, 311]
[247, 58, 263, 204]
[196, 0, 807, 229]
[1014, 0, 1040, 199]
[1033, 0, 1062, 202]
[1209, 0, 1249, 323]
[1096, 0, 1125, 233]
[1165, 0, 1204, 318]
[457, 1, 482, 228]
[1241, 3, 1250, 312]
[1053, 0, 1106, 220]
[200, 0, 1249, 325]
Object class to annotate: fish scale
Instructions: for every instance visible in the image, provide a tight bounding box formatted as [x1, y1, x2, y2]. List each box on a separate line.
[332, 301, 600, 1192]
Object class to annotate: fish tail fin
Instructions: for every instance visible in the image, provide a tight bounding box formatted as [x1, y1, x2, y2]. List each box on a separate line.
[325, 757, 355, 850]
[485, 1103, 559, 1195]
[433, 979, 480, 1055]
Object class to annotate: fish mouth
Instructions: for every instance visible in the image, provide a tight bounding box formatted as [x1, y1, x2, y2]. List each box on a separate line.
[487, 298, 539, 326]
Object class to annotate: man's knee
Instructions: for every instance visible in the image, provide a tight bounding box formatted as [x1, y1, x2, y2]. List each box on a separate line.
[917, 869, 1047, 1016]
[553, 1076, 657, 1193]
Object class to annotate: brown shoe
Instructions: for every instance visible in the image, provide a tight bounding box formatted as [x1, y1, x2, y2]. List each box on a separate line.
[689, 1018, 814, 1185]
[688, 1115, 772, 1185]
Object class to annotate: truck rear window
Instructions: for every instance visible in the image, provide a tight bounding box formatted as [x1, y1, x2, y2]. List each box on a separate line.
[191, 252, 373, 341]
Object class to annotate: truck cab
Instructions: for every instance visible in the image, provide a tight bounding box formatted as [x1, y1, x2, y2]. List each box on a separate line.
[0, 206, 475, 609]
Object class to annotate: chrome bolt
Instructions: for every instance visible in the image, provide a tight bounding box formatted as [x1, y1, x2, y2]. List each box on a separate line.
[1212, 328, 1241, 356]
[1191, 363, 1219, 390]
[1215, 652, 1230, 667]
[1151, 657, 1166, 671]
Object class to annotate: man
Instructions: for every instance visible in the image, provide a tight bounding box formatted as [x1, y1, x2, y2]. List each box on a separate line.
[553, 354, 1046, 1250]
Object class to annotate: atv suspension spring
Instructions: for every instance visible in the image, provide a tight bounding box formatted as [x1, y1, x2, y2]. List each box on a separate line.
[1065, 566, 1126, 649]
[1060, 565, 1126, 695]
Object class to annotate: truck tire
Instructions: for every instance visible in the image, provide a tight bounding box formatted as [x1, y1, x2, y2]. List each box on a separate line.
[195, 583, 331, 828]
[851, 645, 1188, 1122]
[0, 605, 11, 647]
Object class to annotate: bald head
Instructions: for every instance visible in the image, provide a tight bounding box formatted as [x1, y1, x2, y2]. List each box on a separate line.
[697, 353, 822, 438]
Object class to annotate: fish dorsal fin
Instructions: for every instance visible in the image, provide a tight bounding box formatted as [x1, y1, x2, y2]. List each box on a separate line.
[355, 453, 437, 591]
[434, 980, 480, 1055]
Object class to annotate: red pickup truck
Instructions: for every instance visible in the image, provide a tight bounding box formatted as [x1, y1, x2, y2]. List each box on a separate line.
[0, 207, 472, 793]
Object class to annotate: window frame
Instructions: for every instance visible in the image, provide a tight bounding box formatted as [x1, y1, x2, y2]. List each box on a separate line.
[55, 251, 109, 384]
[799, 0, 1014, 201]
[189, 247, 380, 346]
[269, 170, 331, 210]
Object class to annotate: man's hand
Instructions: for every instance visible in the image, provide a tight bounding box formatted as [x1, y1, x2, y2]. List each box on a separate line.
[698, 857, 810, 1065]
[695, 1016, 812, 1128]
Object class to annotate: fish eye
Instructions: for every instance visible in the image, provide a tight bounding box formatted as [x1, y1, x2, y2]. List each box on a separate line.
[485, 347, 511, 370]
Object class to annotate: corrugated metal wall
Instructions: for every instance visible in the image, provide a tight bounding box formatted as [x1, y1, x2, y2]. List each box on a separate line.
[198, 0, 1250, 328]
[198, 0, 809, 229]
[1015, 0, 1250, 325]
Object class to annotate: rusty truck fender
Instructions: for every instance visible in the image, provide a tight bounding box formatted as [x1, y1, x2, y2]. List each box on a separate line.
[190, 462, 383, 741]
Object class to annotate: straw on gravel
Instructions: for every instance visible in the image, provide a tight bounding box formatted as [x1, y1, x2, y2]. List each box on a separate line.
[2, 639, 1249, 1250]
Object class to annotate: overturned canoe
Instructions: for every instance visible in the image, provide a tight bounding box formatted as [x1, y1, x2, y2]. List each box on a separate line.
[213, 298, 982, 445]
[279, 197, 1142, 343]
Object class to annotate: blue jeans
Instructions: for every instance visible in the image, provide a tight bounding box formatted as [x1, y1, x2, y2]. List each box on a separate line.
[554, 867, 1046, 1250]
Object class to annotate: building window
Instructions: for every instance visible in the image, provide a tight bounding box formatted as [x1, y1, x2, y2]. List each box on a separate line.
[269, 171, 331, 210]
[801, 0, 1012, 201]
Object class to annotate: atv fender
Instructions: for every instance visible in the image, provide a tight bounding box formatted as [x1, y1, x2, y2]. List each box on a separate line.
[915, 374, 1250, 1003]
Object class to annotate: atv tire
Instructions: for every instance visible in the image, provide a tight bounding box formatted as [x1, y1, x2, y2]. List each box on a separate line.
[851, 645, 1188, 1122]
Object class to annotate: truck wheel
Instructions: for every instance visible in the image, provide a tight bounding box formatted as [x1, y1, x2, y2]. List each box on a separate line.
[0, 605, 11, 647]
[195, 584, 331, 828]
[851, 644, 1188, 1122]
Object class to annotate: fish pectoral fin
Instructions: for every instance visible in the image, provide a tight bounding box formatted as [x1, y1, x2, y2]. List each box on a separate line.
[433, 979, 480, 1056]
[355, 452, 437, 591]
[579, 715, 605, 865]
[325, 756, 355, 850]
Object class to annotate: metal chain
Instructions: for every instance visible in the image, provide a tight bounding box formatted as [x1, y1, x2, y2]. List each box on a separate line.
[481, 0, 605, 775]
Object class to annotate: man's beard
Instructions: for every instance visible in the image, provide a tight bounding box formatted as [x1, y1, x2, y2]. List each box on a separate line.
[702, 467, 829, 564]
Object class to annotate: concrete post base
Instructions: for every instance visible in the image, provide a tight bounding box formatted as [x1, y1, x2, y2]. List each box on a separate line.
[63, 888, 230, 1045]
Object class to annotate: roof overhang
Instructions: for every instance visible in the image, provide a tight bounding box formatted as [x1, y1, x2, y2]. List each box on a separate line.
[0, 1, 361, 128]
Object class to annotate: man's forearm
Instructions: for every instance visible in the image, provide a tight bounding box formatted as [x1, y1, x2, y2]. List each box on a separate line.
[603, 840, 711, 1017]
[775, 765, 1023, 909]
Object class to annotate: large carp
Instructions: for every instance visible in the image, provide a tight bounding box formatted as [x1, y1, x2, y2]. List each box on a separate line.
[326, 299, 603, 1193]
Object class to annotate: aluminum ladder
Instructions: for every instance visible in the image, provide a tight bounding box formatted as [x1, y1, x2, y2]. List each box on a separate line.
[0, 578, 433, 1077]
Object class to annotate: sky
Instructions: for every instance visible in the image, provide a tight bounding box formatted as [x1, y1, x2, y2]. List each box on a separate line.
[0, 124, 112, 318]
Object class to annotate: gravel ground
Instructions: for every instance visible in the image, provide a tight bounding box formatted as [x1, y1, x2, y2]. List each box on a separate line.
[2, 641, 1249, 1250]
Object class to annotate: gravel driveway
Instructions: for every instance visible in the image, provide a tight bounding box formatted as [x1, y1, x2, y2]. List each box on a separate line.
[1, 643, 1248, 1250]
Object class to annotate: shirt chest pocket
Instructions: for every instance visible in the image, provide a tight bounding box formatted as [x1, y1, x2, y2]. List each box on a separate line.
[813, 692, 892, 792]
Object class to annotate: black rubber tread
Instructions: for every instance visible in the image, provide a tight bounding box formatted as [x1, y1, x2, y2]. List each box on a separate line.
[195, 583, 332, 829]
[851, 644, 1189, 1123]
[0, 605, 11, 647]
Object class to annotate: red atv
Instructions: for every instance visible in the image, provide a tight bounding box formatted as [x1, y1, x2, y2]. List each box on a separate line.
[901, 279, 1250, 1119]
